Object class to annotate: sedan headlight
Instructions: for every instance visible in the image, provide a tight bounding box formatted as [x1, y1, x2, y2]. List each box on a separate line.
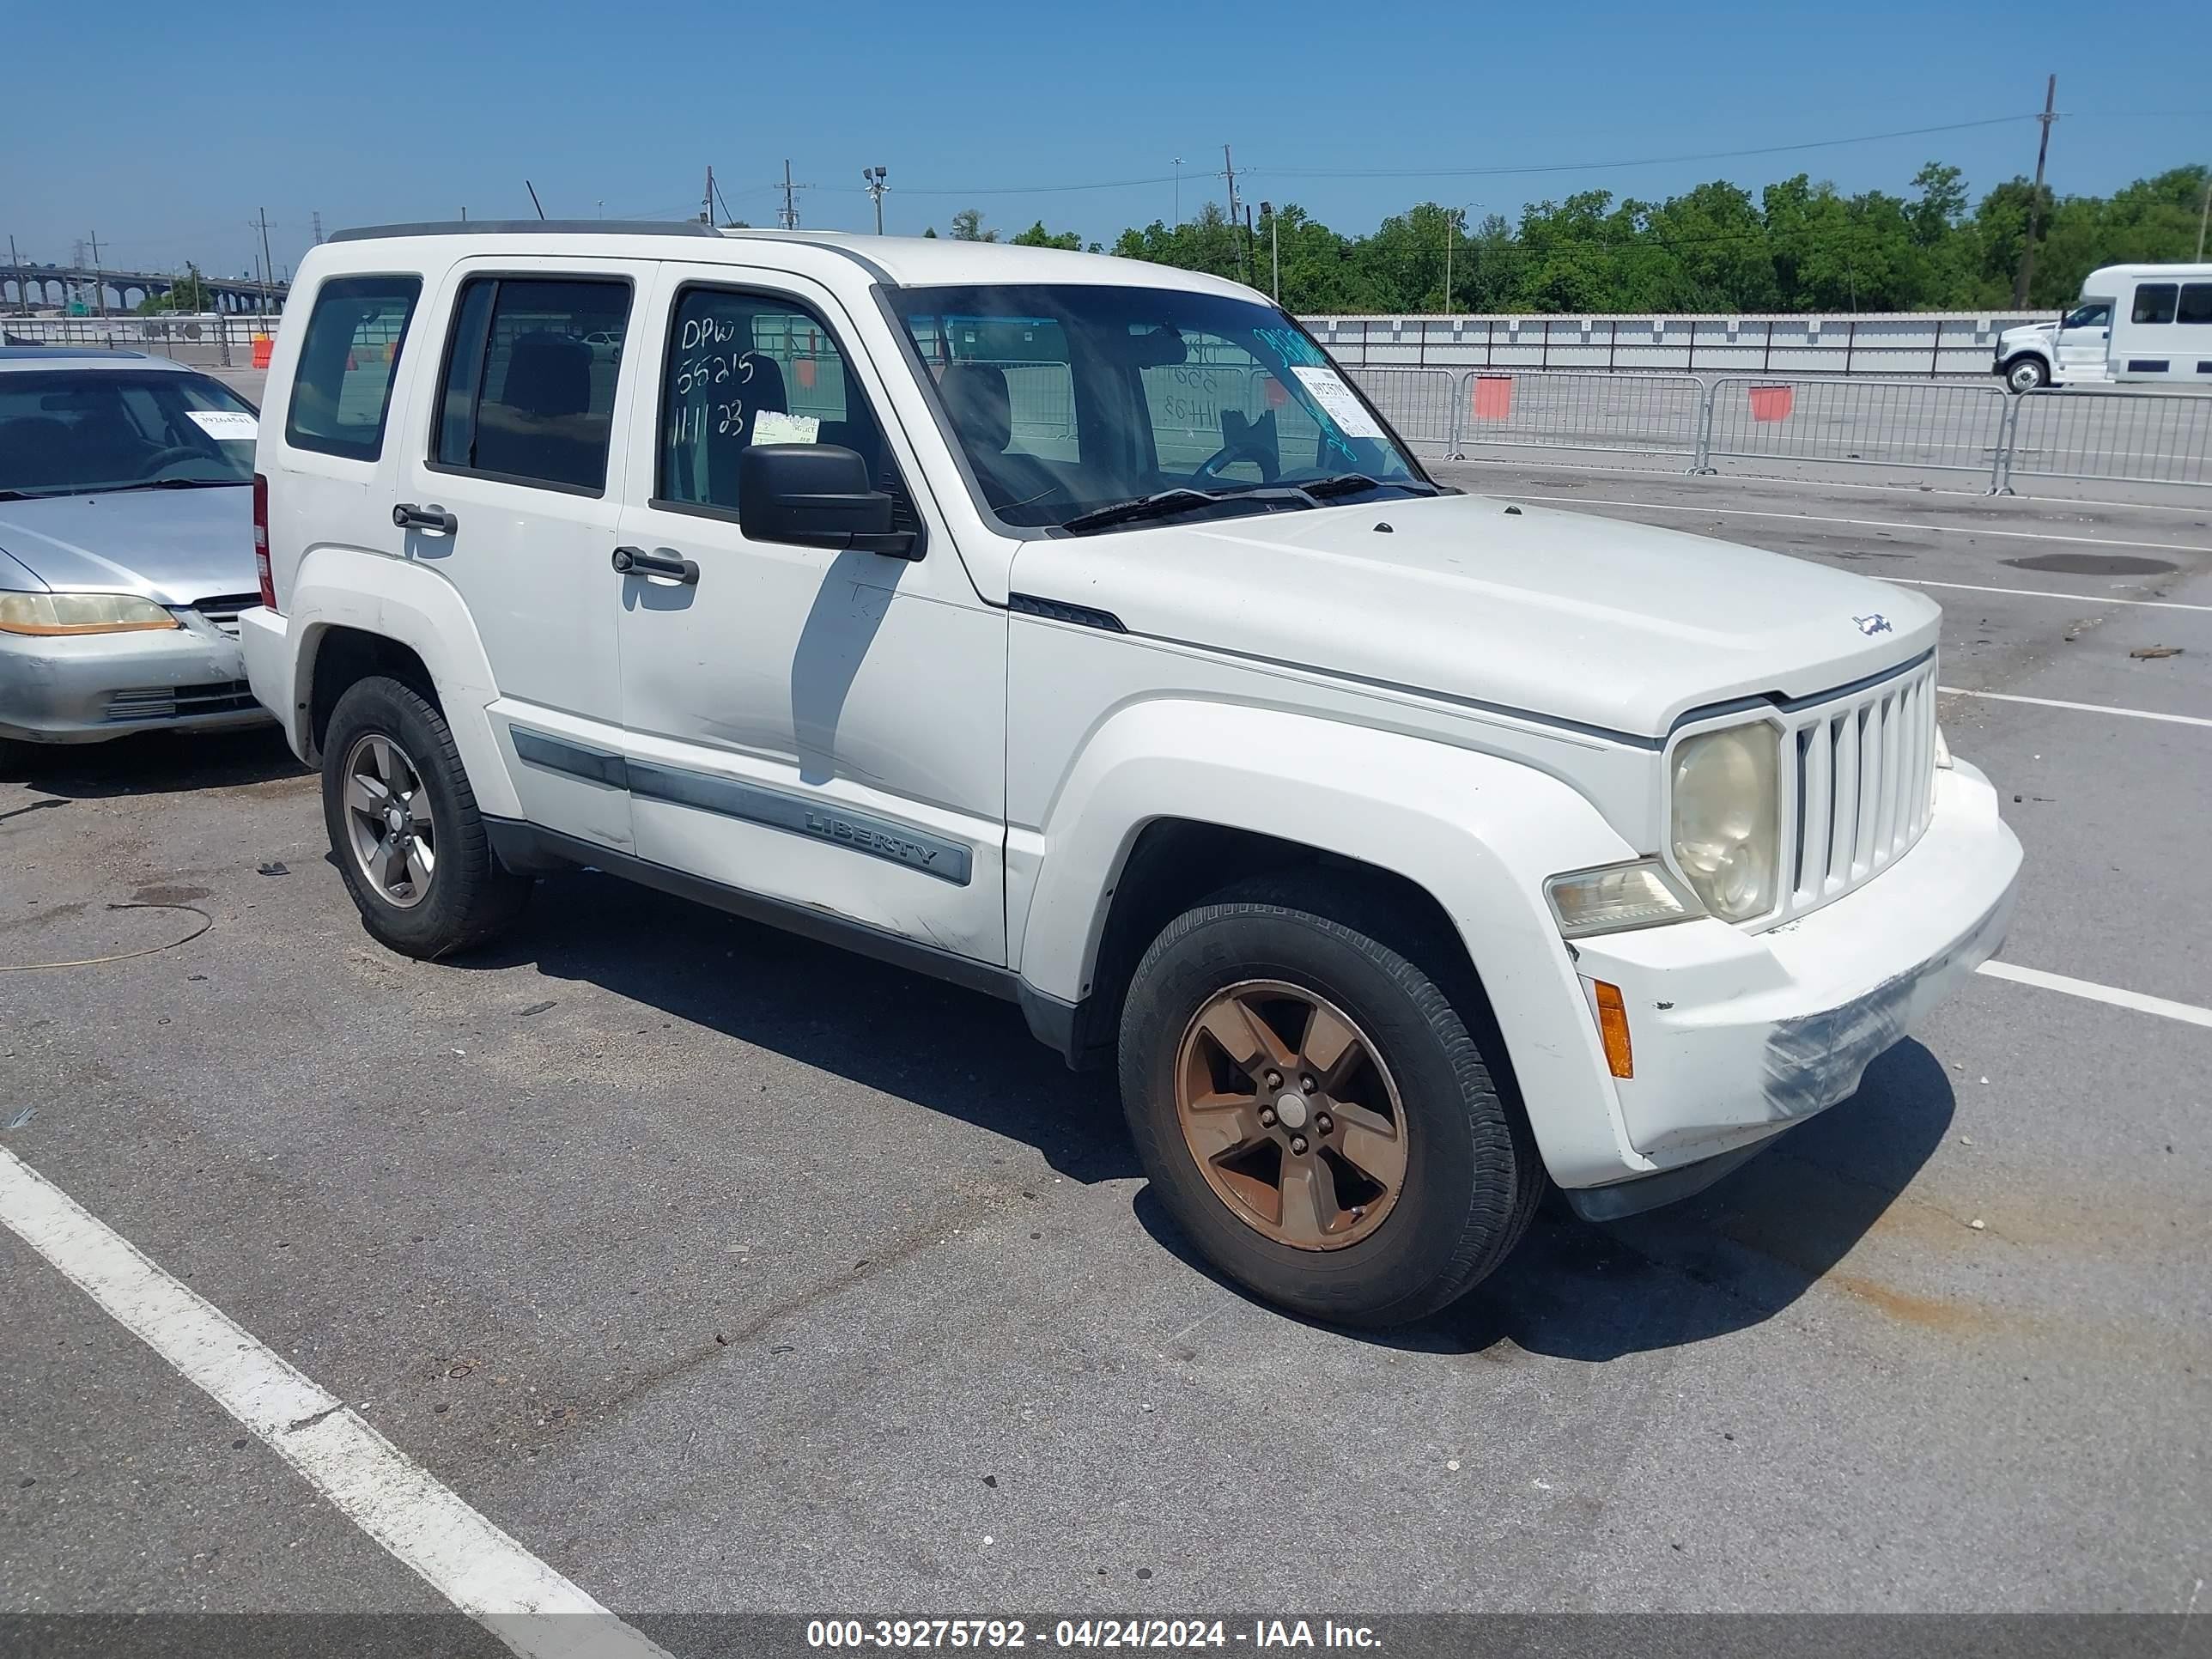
[0, 592, 179, 636]
[1670, 722, 1781, 922]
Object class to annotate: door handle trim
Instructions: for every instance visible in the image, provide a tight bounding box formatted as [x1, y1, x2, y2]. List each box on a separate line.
[393, 502, 459, 535]
[612, 546, 700, 585]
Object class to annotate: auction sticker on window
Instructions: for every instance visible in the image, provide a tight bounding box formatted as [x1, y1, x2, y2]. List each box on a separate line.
[751, 410, 821, 446]
[186, 410, 258, 441]
[1289, 366, 1383, 439]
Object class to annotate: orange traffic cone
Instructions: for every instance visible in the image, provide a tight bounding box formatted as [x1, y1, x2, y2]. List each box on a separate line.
[252, 334, 274, 368]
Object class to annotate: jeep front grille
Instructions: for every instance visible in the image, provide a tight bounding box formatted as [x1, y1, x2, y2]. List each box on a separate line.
[1782, 654, 1939, 920]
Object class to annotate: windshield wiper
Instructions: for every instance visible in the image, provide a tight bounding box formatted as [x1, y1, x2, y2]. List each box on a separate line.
[1062, 487, 1271, 535]
[1297, 473, 1441, 500]
[100, 477, 249, 494]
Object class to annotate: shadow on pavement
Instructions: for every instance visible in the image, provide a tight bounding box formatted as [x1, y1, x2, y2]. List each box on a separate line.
[1136, 1038, 1957, 1359]
[428, 862, 1953, 1354]
[465, 868, 1139, 1186]
[1, 726, 305, 799]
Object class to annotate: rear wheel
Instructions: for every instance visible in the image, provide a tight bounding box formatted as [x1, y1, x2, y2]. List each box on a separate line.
[1118, 874, 1540, 1327]
[321, 675, 527, 957]
[2004, 356, 2049, 393]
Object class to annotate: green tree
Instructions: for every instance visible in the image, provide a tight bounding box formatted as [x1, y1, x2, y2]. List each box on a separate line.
[1009, 220, 1083, 250]
[949, 208, 998, 242]
[137, 264, 216, 314]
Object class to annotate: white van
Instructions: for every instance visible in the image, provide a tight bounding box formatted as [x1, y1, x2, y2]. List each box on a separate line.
[240, 222, 2021, 1326]
[1994, 263, 2212, 390]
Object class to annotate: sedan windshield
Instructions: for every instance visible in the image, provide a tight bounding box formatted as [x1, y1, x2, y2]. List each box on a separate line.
[888, 285, 1429, 531]
[0, 368, 258, 499]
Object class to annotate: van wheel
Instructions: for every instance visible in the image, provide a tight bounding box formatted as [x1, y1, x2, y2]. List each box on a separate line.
[321, 675, 528, 958]
[1118, 874, 1540, 1328]
[2004, 356, 2049, 393]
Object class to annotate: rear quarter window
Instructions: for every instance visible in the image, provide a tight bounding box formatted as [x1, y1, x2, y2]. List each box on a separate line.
[285, 275, 422, 460]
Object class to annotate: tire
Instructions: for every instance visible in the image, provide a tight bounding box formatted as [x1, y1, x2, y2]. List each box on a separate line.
[2004, 356, 2049, 393]
[320, 675, 528, 958]
[1118, 873, 1540, 1327]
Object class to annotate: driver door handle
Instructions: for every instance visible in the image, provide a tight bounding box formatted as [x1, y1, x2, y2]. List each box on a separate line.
[612, 545, 700, 585]
[393, 502, 459, 534]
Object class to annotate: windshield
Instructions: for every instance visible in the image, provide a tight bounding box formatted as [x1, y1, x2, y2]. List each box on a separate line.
[889, 285, 1427, 531]
[0, 368, 258, 498]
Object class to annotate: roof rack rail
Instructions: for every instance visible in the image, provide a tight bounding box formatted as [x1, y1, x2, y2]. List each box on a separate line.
[327, 220, 722, 244]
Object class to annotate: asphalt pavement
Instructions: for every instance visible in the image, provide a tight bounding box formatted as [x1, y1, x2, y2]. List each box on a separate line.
[2, 459, 2207, 1633]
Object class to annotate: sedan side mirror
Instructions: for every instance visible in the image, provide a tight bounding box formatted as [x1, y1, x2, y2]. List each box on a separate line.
[736, 444, 919, 559]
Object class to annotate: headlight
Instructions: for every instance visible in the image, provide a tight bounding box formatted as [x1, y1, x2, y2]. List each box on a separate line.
[1547, 858, 1703, 938]
[1670, 722, 1781, 922]
[0, 592, 179, 636]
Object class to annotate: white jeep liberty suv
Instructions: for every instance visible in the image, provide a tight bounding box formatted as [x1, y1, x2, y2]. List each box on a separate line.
[240, 222, 2021, 1327]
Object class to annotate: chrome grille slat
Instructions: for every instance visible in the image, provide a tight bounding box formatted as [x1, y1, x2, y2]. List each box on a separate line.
[1773, 656, 1937, 925]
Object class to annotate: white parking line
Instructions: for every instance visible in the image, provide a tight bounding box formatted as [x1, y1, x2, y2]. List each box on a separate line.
[0, 1147, 671, 1659]
[1497, 492, 2212, 556]
[1885, 577, 2212, 612]
[1936, 685, 2212, 728]
[1978, 961, 2212, 1029]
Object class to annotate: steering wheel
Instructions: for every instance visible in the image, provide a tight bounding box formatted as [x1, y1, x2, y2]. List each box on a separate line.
[143, 446, 212, 475]
[1191, 434, 1279, 486]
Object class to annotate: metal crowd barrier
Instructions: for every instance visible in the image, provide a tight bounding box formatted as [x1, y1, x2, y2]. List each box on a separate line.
[2000, 387, 2212, 490]
[1700, 376, 2010, 480]
[1334, 365, 2212, 493]
[1445, 369, 1704, 459]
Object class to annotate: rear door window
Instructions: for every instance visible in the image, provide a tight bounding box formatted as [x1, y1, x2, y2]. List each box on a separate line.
[432, 276, 631, 494]
[284, 275, 420, 460]
[2177, 283, 2212, 325]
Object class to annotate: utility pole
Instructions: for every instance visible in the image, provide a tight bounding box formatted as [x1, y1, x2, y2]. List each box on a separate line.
[863, 167, 889, 234]
[255, 208, 275, 316]
[88, 228, 106, 317]
[1260, 202, 1279, 302]
[702, 165, 715, 225]
[2012, 75, 2057, 307]
[2197, 171, 2210, 262]
[312, 211, 324, 246]
[1443, 210, 1455, 316]
[1221, 143, 1245, 283]
[780, 160, 799, 231]
[1173, 158, 1183, 227]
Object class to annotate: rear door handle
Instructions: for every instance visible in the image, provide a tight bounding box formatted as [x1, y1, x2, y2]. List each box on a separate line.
[612, 545, 700, 584]
[393, 502, 459, 534]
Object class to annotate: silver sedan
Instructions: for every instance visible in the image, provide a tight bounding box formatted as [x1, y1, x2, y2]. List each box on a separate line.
[0, 349, 271, 759]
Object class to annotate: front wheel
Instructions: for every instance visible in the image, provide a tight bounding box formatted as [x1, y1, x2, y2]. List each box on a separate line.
[1118, 875, 1540, 1327]
[320, 675, 528, 957]
[2004, 356, 2050, 393]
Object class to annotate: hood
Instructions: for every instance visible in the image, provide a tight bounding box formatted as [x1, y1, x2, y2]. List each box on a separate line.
[2001, 320, 2056, 345]
[0, 486, 256, 605]
[1010, 492, 1940, 741]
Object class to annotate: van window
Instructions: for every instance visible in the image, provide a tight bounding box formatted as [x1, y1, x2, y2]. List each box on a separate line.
[284, 276, 420, 460]
[656, 287, 891, 514]
[433, 276, 630, 493]
[2178, 283, 2212, 325]
[2132, 284, 2179, 325]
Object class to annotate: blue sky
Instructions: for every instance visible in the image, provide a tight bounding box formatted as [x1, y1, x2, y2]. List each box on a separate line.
[4, 0, 2205, 283]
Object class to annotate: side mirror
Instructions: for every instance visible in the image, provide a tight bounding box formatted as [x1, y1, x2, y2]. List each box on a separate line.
[736, 443, 920, 559]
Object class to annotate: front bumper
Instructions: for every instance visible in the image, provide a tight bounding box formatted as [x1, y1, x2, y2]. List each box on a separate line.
[1561, 758, 2021, 1212]
[0, 617, 268, 743]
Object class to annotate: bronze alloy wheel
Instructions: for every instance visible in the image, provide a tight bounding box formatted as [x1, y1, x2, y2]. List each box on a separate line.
[1173, 980, 1409, 1250]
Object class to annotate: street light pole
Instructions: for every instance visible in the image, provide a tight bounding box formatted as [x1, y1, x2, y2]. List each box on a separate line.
[864, 167, 889, 234]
